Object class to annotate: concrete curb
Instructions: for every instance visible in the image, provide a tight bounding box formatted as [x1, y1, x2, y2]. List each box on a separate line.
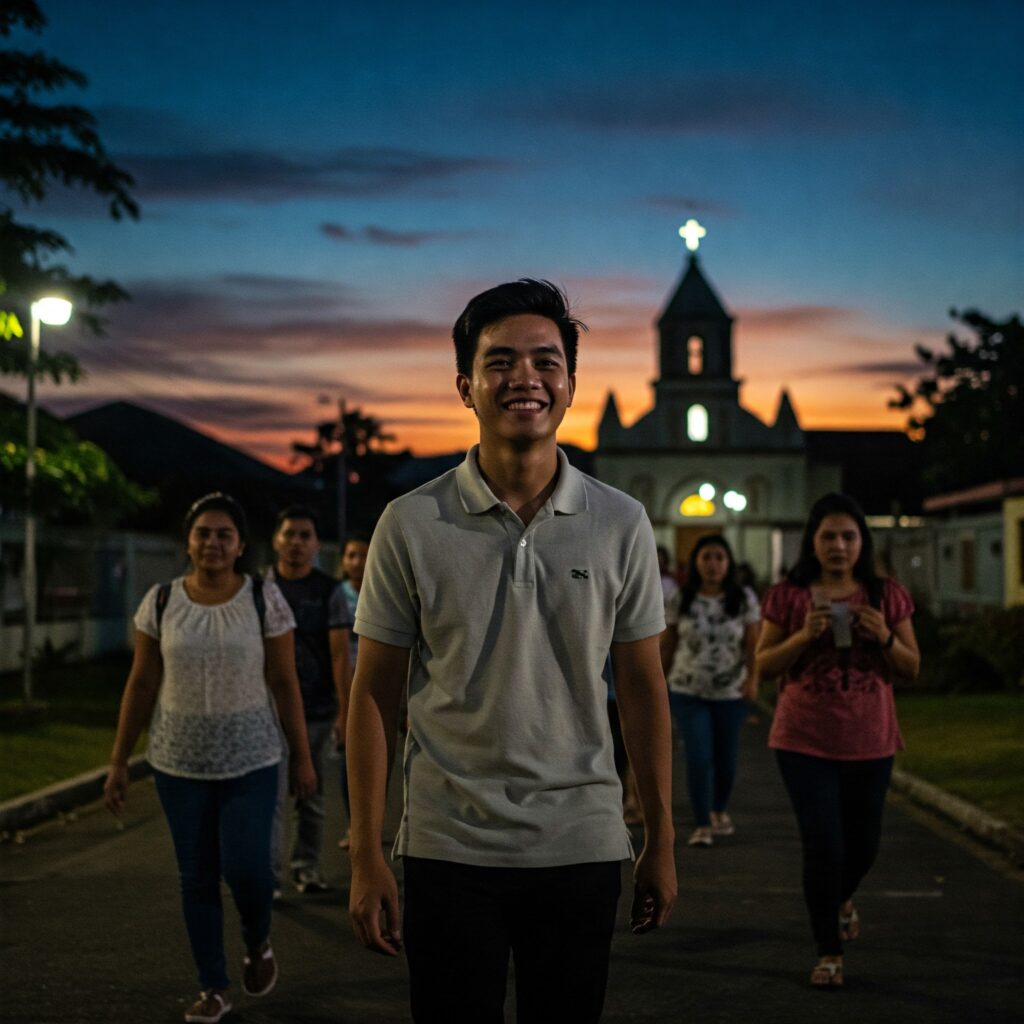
[889, 767, 1024, 866]
[0, 755, 150, 837]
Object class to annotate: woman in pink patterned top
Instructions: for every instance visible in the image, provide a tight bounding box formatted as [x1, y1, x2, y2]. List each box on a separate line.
[756, 493, 919, 990]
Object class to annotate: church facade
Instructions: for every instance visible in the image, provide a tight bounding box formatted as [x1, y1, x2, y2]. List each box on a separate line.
[594, 242, 841, 582]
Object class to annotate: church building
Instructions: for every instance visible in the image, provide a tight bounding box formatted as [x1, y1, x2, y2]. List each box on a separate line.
[595, 224, 842, 581]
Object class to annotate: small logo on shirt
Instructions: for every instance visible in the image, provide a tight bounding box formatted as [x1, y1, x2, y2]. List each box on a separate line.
[571, 569, 589, 579]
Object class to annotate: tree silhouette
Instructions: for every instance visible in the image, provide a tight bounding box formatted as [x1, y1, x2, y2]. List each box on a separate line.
[291, 400, 396, 469]
[1, 0, 138, 375]
[890, 309, 1023, 492]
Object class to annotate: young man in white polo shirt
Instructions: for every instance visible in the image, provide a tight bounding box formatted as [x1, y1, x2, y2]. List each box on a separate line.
[347, 280, 676, 1023]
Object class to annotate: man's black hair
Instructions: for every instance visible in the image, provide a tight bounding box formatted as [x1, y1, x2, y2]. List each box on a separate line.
[452, 278, 586, 376]
[274, 505, 320, 536]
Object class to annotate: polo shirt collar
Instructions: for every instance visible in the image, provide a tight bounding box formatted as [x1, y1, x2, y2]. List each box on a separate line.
[456, 445, 588, 516]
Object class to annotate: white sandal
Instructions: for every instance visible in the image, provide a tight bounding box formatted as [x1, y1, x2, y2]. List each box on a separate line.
[184, 990, 232, 1023]
[810, 958, 844, 989]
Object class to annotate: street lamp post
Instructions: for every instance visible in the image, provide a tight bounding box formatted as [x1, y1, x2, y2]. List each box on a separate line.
[23, 297, 73, 704]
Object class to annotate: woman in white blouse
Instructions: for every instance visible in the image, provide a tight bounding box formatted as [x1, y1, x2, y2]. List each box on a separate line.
[660, 534, 760, 848]
[104, 493, 316, 1024]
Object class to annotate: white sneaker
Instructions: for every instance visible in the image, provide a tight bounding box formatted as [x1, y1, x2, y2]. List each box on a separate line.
[711, 813, 735, 836]
[293, 868, 329, 894]
[687, 827, 713, 847]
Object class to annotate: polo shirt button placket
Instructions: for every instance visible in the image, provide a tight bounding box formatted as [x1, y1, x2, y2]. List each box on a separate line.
[514, 535, 526, 583]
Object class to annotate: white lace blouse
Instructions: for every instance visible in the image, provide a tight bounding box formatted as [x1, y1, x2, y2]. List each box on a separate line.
[134, 575, 296, 779]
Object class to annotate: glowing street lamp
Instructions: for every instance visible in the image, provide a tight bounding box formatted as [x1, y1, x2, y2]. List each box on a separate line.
[698, 482, 716, 501]
[22, 297, 73, 703]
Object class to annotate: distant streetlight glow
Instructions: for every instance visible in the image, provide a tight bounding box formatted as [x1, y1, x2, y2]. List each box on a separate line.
[699, 482, 716, 501]
[32, 296, 73, 326]
[724, 490, 748, 512]
[678, 218, 707, 253]
[23, 296, 73, 704]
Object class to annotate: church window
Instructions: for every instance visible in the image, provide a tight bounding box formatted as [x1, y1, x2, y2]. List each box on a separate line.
[687, 403, 709, 442]
[687, 335, 703, 374]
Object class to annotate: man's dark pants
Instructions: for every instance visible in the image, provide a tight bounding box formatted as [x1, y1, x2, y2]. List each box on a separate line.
[403, 856, 621, 1024]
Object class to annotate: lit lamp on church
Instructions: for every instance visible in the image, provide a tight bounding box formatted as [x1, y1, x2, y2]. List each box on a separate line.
[680, 483, 716, 518]
[723, 489, 748, 559]
[22, 296, 73, 704]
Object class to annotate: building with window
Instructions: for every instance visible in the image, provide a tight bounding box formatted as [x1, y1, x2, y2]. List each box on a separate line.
[595, 243, 843, 581]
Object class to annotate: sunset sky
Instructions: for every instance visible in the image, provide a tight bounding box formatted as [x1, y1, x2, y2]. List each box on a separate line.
[15, 0, 1023, 467]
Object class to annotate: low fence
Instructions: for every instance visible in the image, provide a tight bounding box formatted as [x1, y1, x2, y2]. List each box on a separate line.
[0, 524, 183, 674]
[0, 524, 343, 674]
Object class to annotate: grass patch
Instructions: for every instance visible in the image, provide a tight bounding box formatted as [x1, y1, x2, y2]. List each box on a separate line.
[0, 654, 133, 802]
[896, 692, 1024, 829]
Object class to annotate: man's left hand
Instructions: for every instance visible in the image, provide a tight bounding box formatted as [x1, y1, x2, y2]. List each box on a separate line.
[630, 837, 677, 934]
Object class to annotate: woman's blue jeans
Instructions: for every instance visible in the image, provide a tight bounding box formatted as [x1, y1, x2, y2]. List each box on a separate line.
[669, 693, 747, 827]
[153, 763, 278, 991]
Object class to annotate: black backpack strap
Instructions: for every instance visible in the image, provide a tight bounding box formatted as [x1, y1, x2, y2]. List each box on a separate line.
[155, 582, 172, 635]
[251, 575, 267, 634]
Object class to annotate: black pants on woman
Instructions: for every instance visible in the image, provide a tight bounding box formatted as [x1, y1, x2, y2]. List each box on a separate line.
[775, 750, 893, 956]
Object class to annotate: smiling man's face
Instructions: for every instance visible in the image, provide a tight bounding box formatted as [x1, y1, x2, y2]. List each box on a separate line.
[457, 313, 576, 448]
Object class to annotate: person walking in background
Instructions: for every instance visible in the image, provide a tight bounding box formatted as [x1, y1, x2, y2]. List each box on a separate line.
[657, 544, 680, 606]
[756, 493, 919, 989]
[660, 534, 759, 848]
[346, 279, 676, 1023]
[103, 492, 316, 1024]
[336, 532, 370, 850]
[267, 506, 353, 894]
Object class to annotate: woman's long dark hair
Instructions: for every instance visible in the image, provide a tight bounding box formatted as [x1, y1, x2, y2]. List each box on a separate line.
[788, 492, 883, 607]
[679, 534, 746, 618]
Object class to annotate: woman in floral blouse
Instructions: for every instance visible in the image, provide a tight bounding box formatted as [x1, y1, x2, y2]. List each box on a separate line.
[104, 493, 316, 1024]
[661, 534, 760, 848]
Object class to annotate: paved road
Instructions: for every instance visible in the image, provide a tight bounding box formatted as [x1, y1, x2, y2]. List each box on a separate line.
[2, 718, 1022, 1024]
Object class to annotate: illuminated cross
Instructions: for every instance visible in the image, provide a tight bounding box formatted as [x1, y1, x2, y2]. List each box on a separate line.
[678, 218, 706, 253]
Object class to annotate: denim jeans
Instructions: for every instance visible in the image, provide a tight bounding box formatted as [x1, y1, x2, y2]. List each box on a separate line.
[669, 692, 747, 827]
[775, 750, 893, 955]
[272, 716, 334, 879]
[153, 764, 278, 991]
[403, 857, 621, 1024]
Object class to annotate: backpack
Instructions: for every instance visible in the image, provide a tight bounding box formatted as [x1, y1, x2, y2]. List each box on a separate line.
[154, 576, 266, 634]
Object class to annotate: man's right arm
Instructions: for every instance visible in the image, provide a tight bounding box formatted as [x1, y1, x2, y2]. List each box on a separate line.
[346, 636, 411, 956]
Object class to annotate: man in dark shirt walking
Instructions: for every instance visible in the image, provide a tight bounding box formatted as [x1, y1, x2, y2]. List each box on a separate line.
[269, 506, 353, 893]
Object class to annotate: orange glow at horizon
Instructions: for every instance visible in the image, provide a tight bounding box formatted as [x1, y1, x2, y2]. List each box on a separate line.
[50, 292, 928, 473]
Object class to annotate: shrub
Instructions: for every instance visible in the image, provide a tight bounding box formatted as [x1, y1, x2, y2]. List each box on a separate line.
[917, 606, 1024, 692]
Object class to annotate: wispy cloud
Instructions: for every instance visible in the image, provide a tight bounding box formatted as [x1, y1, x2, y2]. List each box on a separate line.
[839, 359, 923, 377]
[320, 222, 475, 247]
[509, 73, 899, 137]
[862, 157, 1024, 229]
[644, 195, 737, 217]
[119, 146, 509, 203]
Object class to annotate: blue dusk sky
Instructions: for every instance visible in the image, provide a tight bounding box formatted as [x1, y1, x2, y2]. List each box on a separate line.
[12, 0, 1023, 464]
